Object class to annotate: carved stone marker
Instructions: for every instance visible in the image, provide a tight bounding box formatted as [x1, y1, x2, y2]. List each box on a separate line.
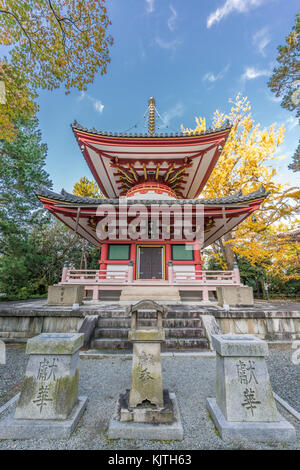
[207, 334, 296, 442]
[47, 285, 84, 306]
[108, 300, 183, 440]
[0, 333, 88, 439]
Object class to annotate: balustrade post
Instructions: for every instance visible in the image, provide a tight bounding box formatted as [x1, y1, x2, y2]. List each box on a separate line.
[168, 261, 174, 284]
[128, 260, 134, 283]
[233, 261, 241, 285]
[61, 263, 69, 283]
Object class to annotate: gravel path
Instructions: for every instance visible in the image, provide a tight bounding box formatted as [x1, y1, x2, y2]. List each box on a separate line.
[0, 346, 27, 407]
[0, 346, 299, 450]
[266, 350, 300, 413]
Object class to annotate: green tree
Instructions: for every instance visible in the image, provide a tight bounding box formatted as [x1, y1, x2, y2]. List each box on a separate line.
[268, 11, 300, 171]
[0, 117, 51, 297]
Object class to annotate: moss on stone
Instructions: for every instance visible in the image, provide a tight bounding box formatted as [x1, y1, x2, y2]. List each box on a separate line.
[53, 369, 79, 417]
[17, 376, 36, 408]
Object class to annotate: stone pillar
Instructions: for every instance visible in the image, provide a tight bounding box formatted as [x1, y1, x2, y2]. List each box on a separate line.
[108, 300, 183, 439]
[15, 333, 84, 420]
[0, 333, 88, 439]
[206, 334, 296, 442]
[168, 260, 174, 285]
[128, 260, 134, 283]
[128, 315, 165, 409]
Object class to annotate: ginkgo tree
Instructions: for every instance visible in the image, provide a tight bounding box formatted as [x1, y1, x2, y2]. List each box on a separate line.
[0, 0, 113, 92]
[73, 176, 102, 270]
[181, 94, 300, 278]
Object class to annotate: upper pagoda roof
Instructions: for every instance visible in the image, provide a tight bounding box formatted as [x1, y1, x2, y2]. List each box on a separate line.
[71, 121, 232, 200]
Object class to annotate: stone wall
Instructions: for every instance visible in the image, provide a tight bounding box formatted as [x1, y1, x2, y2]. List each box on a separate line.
[214, 311, 300, 341]
[0, 307, 299, 344]
[0, 311, 84, 342]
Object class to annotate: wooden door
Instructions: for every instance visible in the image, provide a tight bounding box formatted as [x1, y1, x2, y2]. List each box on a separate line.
[138, 246, 163, 279]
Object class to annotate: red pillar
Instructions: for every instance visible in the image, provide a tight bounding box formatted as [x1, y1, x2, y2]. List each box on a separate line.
[165, 243, 171, 280]
[194, 242, 202, 280]
[99, 243, 108, 279]
[130, 243, 136, 280]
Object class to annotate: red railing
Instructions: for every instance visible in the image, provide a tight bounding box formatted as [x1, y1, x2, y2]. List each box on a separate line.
[63, 269, 128, 283]
[61, 266, 240, 286]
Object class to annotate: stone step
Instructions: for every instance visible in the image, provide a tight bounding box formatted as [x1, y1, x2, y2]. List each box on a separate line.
[95, 310, 207, 320]
[97, 318, 204, 328]
[94, 327, 205, 339]
[90, 337, 209, 350]
[119, 286, 181, 302]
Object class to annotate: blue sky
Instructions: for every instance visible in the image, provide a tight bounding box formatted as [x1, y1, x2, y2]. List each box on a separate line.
[35, 0, 299, 193]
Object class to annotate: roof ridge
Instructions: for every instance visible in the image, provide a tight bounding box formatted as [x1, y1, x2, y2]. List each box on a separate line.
[35, 185, 269, 205]
[70, 120, 232, 138]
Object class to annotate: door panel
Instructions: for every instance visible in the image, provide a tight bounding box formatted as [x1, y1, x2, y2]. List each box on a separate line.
[139, 247, 163, 279]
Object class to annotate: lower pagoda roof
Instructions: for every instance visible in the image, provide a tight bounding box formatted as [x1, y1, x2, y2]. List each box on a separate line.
[36, 186, 269, 248]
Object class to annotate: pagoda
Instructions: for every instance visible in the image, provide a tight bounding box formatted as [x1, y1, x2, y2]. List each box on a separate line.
[36, 98, 268, 302]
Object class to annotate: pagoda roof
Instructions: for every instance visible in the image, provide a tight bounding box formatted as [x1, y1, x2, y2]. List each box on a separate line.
[36, 185, 268, 248]
[71, 121, 232, 199]
[37, 185, 268, 207]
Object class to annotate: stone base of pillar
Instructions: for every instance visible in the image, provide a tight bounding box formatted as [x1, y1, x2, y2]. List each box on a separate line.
[206, 397, 296, 443]
[47, 285, 84, 306]
[119, 389, 173, 423]
[0, 396, 88, 439]
[108, 391, 183, 440]
[216, 285, 254, 307]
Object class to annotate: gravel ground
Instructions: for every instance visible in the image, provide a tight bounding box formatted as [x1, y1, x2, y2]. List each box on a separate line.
[0, 346, 299, 450]
[266, 350, 300, 413]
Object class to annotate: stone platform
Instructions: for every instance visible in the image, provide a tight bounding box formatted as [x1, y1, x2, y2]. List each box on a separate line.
[0, 396, 88, 439]
[207, 397, 296, 443]
[0, 300, 299, 348]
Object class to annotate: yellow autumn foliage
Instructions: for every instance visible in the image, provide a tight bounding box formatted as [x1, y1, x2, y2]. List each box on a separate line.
[182, 94, 300, 279]
[73, 176, 102, 198]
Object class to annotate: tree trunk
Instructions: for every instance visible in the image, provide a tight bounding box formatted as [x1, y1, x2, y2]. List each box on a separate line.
[222, 232, 235, 270]
[80, 239, 87, 270]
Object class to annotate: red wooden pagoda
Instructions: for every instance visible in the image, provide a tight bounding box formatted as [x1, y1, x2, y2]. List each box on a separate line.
[36, 98, 268, 302]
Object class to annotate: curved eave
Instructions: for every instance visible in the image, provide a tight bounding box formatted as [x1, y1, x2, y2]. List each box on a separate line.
[36, 186, 268, 249]
[72, 124, 232, 199]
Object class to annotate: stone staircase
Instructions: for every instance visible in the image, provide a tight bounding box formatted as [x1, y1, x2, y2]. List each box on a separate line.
[90, 309, 209, 351]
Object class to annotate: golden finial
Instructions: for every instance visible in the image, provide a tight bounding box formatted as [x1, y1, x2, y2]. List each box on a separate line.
[148, 96, 155, 135]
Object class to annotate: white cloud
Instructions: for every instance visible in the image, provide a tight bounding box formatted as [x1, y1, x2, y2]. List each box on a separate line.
[286, 116, 298, 131]
[155, 36, 182, 51]
[252, 27, 271, 56]
[161, 102, 184, 127]
[94, 100, 104, 113]
[265, 90, 282, 103]
[145, 0, 154, 13]
[203, 64, 230, 83]
[241, 66, 270, 81]
[168, 5, 178, 31]
[78, 92, 104, 114]
[207, 0, 264, 28]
